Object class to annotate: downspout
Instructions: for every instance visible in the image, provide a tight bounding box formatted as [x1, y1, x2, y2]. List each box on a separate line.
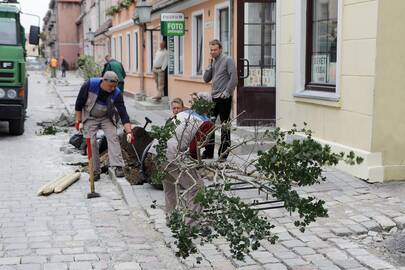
[102, 32, 111, 60]
[229, 0, 235, 118]
[229, 0, 234, 57]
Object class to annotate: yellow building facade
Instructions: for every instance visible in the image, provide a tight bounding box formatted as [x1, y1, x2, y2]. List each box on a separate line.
[278, 0, 405, 182]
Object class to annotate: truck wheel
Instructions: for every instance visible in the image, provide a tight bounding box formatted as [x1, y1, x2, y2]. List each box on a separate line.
[9, 118, 25, 135]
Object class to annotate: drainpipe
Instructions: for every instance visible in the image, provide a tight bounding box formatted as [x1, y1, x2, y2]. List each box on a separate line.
[229, 0, 235, 118]
[229, 0, 234, 57]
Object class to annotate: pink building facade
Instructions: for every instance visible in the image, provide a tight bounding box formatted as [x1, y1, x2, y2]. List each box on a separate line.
[57, 0, 81, 68]
[43, 0, 81, 69]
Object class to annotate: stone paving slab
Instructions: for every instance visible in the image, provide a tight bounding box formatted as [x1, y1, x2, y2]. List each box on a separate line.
[124, 161, 405, 269]
[0, 73, 186, 270]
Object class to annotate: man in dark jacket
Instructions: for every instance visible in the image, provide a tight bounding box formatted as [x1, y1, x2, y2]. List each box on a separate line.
[203, 39, 238, 161]
[102, 55, 126, 92]
[75, 71, 134, 179]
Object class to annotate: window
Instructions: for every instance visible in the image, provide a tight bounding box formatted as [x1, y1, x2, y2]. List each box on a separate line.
[133, 31, 139, 72]
[244, 1, 276, 87]
[126, 33, 131, 71]
[217, 7, 229, 55]
[306, 0, 338, 92]
[111, 37, 116, 59]
[174, 35, 184, 74]
[118, 35, 123, 62]
[147, 31, 154, 72]
[0, 17, 18, 45]
[192, 12, 203, 75]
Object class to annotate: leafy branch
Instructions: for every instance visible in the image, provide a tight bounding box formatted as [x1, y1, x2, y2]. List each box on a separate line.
[164, 123, 363, 261]
[149, 120, 178, 184]
[77, 55, 102, 80]
[105, 0, 134, 16]
[189, 93, 215, 116]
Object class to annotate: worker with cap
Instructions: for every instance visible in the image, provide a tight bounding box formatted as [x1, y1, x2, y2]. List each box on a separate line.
[74, 71, 134, 180]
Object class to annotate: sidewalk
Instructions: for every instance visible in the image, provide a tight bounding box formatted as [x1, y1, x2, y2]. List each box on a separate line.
[53, 71, 405, 269]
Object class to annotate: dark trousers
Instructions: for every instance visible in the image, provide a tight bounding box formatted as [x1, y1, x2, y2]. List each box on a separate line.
[204, 97, 232, 159]
[189, 121, 215, 159]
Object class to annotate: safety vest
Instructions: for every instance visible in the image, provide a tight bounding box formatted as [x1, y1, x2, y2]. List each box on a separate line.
[50, 58, 58, 68]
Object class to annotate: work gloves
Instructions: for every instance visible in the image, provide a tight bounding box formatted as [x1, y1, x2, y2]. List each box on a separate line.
[75, 121, 134, 144]
[126, 132, 135, 144]
[75, 121, 83, 131]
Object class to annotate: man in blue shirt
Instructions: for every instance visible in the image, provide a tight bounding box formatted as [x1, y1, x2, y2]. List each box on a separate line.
[74, 71, 133, 180]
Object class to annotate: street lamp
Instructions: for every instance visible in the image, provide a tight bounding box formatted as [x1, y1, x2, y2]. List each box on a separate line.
[85, 29, 95, 56]
[134, 0, 152, 24]
[85, 30, 95, 43]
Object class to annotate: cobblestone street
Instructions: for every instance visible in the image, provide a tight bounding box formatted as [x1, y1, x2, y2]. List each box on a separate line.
[0, 72, 184, 270]
[1, 72, 405, 269]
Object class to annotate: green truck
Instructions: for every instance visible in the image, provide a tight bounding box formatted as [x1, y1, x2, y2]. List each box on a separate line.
[0, 0, 39, 135]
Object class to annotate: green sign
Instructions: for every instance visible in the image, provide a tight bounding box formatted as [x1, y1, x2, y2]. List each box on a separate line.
[160, 13, 185, 37]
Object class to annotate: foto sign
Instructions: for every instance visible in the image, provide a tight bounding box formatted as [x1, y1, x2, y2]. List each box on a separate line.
[161, 13, 185, 36]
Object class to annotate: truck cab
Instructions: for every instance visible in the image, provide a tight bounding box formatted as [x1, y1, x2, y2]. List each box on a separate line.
[0, 2, 39, 135]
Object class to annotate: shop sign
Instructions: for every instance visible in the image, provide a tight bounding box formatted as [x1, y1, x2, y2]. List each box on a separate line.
[161, 13, 185, 36]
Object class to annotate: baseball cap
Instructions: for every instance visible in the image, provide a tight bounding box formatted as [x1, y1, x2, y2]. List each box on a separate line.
[102, 71, 118, 83]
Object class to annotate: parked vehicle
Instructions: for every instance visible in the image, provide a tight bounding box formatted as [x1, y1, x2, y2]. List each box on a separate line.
[26, 56, 45, 71]
[0, 0, 40, 135]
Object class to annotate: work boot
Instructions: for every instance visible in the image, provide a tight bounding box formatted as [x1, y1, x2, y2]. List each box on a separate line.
[115, 166, 125, 178]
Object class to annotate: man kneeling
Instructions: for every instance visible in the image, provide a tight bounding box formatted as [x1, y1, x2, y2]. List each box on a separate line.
[164, 99, 214, 223]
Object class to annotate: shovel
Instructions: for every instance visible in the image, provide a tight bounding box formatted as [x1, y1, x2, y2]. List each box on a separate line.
[86, 137, 100, 199]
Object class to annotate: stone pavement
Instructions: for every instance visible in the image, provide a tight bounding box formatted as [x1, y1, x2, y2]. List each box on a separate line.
[51, 71, 405, 269]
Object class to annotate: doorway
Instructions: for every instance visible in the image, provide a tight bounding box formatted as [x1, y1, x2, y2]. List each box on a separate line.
[237, 0, 276, 126]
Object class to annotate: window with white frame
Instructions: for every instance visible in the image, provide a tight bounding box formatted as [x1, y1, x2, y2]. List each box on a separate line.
[147, 31, 153, 72]
[192, 12, 203, 75]
[133, 31, 139, 72]
[216, 5, 229, 55]
[126, 33, 131, 71]
[306, 0, 338, 92]
[174, 35, 184, 75]
[118, 35, 122, 62]
[111, 37, 116, 59]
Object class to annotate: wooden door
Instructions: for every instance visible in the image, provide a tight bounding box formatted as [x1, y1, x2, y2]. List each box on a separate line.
[237, 0, 276, 126]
